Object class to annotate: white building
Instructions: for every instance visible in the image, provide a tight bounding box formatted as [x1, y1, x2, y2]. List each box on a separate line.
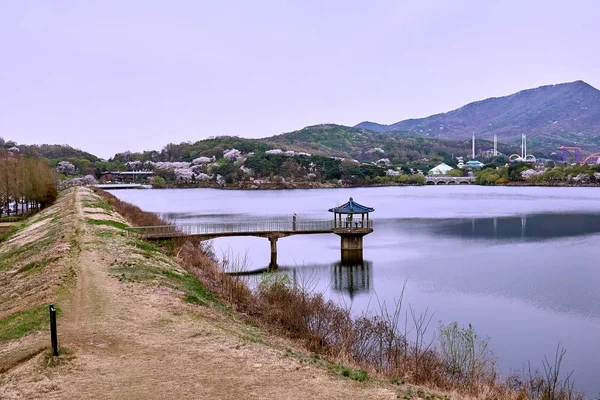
[428, 163, 454, 175]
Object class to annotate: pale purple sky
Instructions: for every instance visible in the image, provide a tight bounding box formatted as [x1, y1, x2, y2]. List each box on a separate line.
[1, 1, 599, 159]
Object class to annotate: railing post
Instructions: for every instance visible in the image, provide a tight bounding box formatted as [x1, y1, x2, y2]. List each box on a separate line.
[49, 304, 58, 356]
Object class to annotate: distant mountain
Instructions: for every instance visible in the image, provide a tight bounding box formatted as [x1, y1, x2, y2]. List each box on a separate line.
[356, 81, 600, 154]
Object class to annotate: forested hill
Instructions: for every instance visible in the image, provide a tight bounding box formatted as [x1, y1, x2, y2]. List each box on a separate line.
[356, 80, 600, 153]
[18, 144, 100, 163]
[109, 124, 519, 166]
[264, 124, 519, 163]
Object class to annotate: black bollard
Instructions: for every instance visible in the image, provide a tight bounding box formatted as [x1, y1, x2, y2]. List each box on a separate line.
[49, 304, 58, 356]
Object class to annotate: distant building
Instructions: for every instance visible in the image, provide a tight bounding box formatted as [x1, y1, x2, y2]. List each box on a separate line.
[99, 171, 153, 183]
[465, 160, 485, 168]
[428, 163, 454, 175]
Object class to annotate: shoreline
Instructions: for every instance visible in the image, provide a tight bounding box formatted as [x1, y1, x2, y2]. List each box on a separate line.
[114, 181, 600, 190]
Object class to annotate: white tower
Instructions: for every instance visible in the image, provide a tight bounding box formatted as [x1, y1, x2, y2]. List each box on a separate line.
[521, 134, 527, 159]
[472, 133, 475, 159]
[493, 134, 497, 156]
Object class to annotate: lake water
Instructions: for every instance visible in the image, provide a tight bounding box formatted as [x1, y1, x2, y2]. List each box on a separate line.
[110, 186, 600, 395]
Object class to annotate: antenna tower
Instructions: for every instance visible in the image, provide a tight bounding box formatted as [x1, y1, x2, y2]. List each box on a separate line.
[493, 134, 497, 156]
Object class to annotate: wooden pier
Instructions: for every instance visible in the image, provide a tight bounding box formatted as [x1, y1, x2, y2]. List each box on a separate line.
[127, 219, 373, 267]
[128, 197, 375, 267]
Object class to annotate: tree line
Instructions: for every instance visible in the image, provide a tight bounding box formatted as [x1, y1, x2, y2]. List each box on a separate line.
[475, 162, 600, 185]
[0, 149, 57, 217]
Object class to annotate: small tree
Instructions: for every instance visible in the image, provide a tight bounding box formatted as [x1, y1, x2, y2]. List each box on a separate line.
[40, 183, 58, 208]
[446, 169, 464, 177]
[56, 161, 76, 175]
[151, 176, 167, 188]
[539, 168, 565, 184]
[476, 169, 500, 185]
[439, 322, 496, 387]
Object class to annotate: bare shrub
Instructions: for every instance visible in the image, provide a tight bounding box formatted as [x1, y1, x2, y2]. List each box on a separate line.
[438, 321, 497, 388]
[257, 272, 353, 352]
[92, 188, 164, 227]
[218, 249, 252, 306]
[346, 287, 409, 376]
[522, 344, 584, 400]
[175, 238, 255, 313]
[409, 305, 437, 384]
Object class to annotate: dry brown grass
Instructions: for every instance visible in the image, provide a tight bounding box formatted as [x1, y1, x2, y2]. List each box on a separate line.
[91, 188, 164, 227]
[0, 189, 80, 376]
[92, 188, 586, 400]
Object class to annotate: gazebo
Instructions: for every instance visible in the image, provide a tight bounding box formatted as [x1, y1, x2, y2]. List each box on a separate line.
[329, 197, 374, 229]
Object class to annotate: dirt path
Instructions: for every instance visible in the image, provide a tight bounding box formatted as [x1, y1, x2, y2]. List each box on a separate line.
[1, 188, 395, 399]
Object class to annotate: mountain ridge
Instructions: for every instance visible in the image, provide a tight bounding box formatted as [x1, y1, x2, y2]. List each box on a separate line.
[355, 80, 600, 153]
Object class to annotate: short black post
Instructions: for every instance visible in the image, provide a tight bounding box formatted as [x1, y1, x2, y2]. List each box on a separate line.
[49, 304, 58, 356]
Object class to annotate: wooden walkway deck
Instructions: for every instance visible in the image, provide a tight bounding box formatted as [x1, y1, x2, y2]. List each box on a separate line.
[127, 220, 373, 240]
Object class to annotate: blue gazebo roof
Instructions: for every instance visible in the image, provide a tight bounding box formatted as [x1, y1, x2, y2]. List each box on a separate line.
[328, 197, 374, 214]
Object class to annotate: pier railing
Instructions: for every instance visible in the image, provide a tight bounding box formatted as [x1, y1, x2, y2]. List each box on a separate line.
[127, 219, 373, 238]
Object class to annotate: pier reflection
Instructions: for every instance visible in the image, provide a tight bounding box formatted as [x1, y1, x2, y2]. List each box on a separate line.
[228, 259, 373, 300]
[332, 260, 372, 300]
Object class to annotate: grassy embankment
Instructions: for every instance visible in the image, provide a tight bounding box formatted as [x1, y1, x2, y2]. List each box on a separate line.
[0, 187, 249, 359]
[0, 190, 78, 373]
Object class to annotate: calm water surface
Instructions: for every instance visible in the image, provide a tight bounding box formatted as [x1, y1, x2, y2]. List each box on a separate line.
[110, 186, 600, 395]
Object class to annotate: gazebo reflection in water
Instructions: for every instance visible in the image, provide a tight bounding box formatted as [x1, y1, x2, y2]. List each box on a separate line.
[332, 260, 372, 300]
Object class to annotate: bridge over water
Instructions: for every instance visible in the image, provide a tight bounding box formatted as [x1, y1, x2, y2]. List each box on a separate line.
[128, 219, 374, 267]
[425, 176, 474, 185]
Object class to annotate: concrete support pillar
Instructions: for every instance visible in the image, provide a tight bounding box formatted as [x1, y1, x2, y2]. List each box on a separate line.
[339, 234, 364, 263]
[340, 234, 363, 251]
[268, 236, 278, 268]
